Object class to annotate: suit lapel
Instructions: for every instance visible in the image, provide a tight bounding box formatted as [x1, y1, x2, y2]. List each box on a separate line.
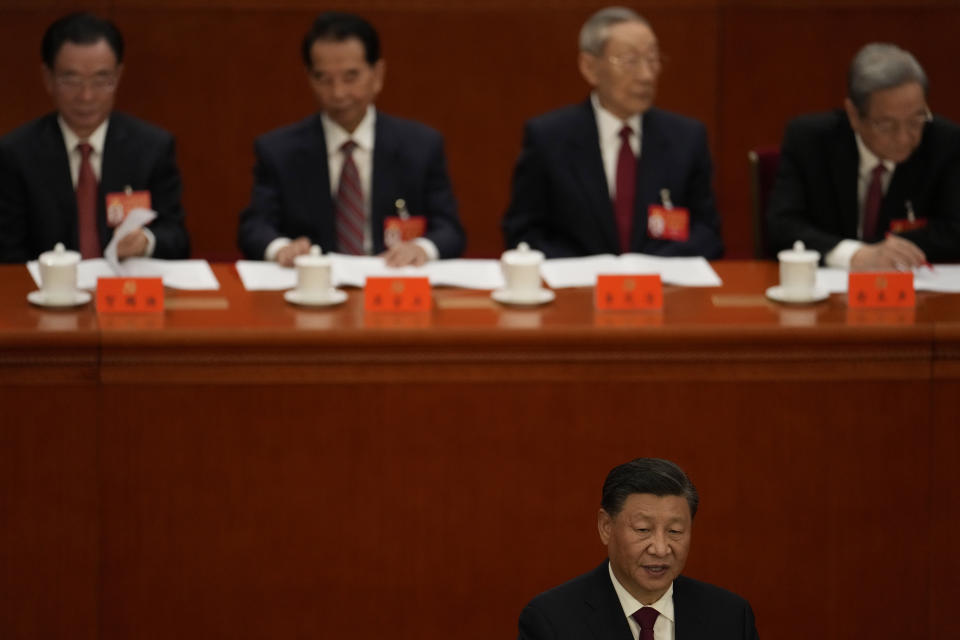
[37, 115, 79, 248]
[883, 154, 919, 228]
[672, 576, 707, 640]
[831, 117, 863, 239]
[584, 562, 635, 640]
[303, 116, 336, 251]
[567, 101, 619, 253]
[371, 114, 399, 255]
[635, 109, 669, 249]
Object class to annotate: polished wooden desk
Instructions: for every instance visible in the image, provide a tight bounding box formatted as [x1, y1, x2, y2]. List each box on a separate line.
[1, 262, 957, 640]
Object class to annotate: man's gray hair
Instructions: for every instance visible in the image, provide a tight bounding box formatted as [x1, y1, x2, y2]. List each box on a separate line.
[579, 6, 649, 55]
[848, 43, 928, 114]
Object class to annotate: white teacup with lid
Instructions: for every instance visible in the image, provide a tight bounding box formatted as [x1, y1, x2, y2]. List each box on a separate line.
[294, 245, 332, 300]
[38, 242, 80, 305]
[501, 242, 544, 300]
[775, 240, 821, 301]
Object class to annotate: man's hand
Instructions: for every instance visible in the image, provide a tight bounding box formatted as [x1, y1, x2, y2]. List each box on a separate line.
[116, 230, 149, 258]
[276, 236, 312, 267]
[851, 235, 927, 270]
[382, 241, 428, 267]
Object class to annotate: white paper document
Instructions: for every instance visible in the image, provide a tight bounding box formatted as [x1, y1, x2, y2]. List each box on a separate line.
[27, 258, 220, 291]
[103, 208, 157, 271]
[817, 265, 960, 293]
[236, 256, 505, 291]
[541, 254, 723, 289]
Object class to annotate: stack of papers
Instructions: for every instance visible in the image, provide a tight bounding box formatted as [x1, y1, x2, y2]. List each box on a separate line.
[541, 254, 722, 289]
[27, 258, 220, 291]
[818, 265, 960, 293]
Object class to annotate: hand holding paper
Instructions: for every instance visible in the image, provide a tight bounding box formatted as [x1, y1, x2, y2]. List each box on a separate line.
[104, 208, 157, 269]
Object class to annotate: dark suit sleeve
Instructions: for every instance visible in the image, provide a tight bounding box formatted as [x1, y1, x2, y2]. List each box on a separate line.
[518, 603, 557, 640]
[146, 134, 190, 259]
[743, 601, 760, 640]
[0, 141, 30, 263]
[420, 133, 465, 259]
[237, 137, 284, 260]
[765, 121, 846, 258]
[502, 122, 578, 257]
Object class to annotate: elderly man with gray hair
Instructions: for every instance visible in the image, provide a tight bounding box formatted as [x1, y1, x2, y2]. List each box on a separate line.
[767, 43, 960, 268]
[501, 7, 724, 259]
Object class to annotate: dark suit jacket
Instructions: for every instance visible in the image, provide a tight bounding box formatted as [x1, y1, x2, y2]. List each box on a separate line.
[0, 112, 190, 263]
[766, 109, 960, 262]
[518, 562, 758, 640]
[237, 111, 466, 260]
[501, 100, 724, 259]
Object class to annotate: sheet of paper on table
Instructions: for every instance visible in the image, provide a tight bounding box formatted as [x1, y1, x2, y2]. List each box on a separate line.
[27, 258, 220, 291]
[541, 254, 723, 289]
[236, 256, 506, 291]
[817, 265, 960, 294]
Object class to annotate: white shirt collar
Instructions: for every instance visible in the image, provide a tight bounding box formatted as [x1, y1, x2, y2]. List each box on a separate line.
[607, 561, 676, 626]
[321, 105, 376, 156]
[57, 115, 109, 155]
[591, 92, 643, 147]
[854, 132, 896, 177]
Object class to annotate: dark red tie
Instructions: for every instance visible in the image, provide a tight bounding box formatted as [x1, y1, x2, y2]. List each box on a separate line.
[862, 163, 887, 242]
[76, 142, 99, 258]
[614, 126, 636, 254]
[632, 606, 660, 640]
[335, 140, 364, 255]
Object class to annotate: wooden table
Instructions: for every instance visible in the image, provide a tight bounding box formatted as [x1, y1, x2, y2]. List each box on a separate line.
[2, 262, 957, 640]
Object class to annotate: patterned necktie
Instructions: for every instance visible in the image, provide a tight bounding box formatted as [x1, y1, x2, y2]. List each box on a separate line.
[631, 606, 660, 640]
[76, 142, 99, 258]
[614, 125, 636, 254]
[335, 140, 364, 255]
[862, 163, 887, 242]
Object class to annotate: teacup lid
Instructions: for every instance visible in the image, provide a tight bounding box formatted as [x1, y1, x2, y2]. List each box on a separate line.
[294, 245, 330, 266]
[39, 242, 80, 266]
[502, 241, 544, 265]
[778, 240, 820, 263]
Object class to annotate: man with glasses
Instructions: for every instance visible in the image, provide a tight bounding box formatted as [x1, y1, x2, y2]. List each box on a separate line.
[0, 12, 189, 262]
[501, 7, 724, 258]
[766, 43, 960, 268]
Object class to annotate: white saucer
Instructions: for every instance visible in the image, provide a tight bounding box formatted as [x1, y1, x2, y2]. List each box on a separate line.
[765, 285, 830, 304]
[491, 288, 556, 306]
[27, 289, 92, 308]
[284, 288, 348, 307]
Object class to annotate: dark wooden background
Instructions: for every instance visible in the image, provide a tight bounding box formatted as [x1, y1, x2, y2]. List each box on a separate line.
[3, 0, 960, 260]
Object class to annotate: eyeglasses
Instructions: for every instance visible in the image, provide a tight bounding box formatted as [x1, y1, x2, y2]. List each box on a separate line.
[53, 72, 118, 93]
[864, 109, 932, 136]
[606, 52, 664, 74]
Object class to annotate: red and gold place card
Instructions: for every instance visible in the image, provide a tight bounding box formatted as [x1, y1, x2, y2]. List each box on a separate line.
[96, 277, 164, 313]
[105, 190, 151, 227]
[848, 271, 914, 308]
[383, 216, 426, 248]
[595, 274, 663, 310]
[647, 205, 689, 241]
[364, 276, 431, 312]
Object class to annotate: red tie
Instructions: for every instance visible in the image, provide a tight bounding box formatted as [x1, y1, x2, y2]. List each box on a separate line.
[76, 142, 99, 258]
[862, 163, 887, 242]
[632, 606, 660, 640]
[614, 126, 636, 254]
[335, 140, 364, 255]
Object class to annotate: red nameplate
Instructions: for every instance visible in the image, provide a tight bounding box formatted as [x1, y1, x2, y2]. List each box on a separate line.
[364, 276, 431, 312]
[888, 218, 927, 233]
[105, 190, 151, 227]
[595, 274, 663, 310]
[383, 216, 426, 248]
[647, 205, 689, 241]
[848, 272, 914, 308]
[96, 277, 164, 313]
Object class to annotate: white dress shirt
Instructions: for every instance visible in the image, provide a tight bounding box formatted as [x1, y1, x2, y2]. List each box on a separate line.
[591, 93, 642, 200]
[57, 116, 155, 256]
[608, 562, 676, 640]
[824, 133, 896, 268]
[265, 105, 438, 261]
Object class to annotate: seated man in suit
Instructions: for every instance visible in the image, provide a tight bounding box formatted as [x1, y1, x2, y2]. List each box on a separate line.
[766, 43, 960, 268]
[238, 12, 466, 267]
[0, 12, 190, 263]
[501, 7, 723, 259]
[518, 458, 759, 640]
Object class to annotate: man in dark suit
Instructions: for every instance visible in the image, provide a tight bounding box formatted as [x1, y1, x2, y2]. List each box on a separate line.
[766, 43, 960, 268]
[518, 458, 759, 640]
[237, 12, 465, 267]
[0, 12, 190, 263]
[502, 7, 723, 259]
